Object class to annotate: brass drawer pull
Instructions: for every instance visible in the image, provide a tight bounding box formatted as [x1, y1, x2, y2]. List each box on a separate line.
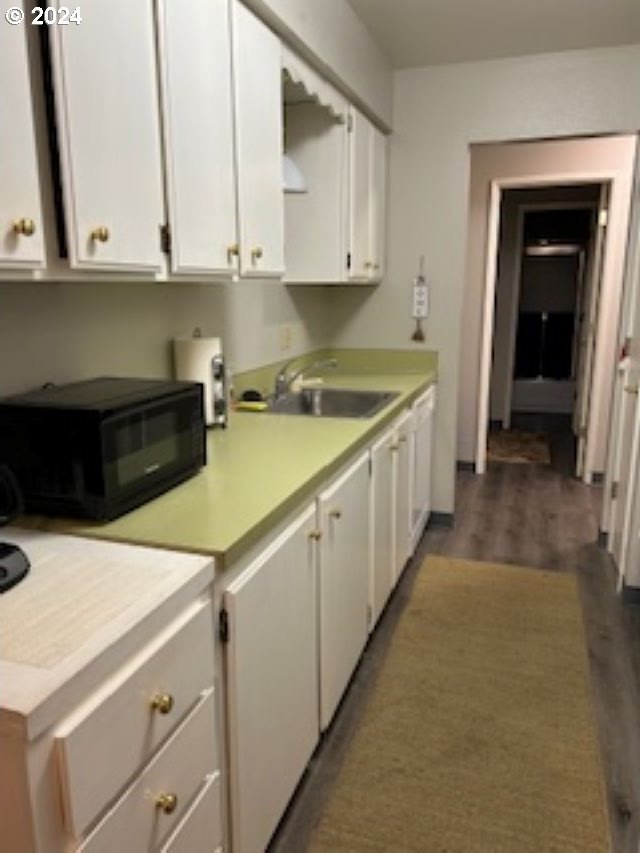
[150, 693, 174, 715]
[329, 508, 342, 520]
[251, 246, 263, 264]
[13, 218, 36, 237]
[624, 385, 639, 396]
[308, 530, 322, 541]
[90, 226, 110, 243]
[227, 243, 239, 264]
[156, 792, 178, 815]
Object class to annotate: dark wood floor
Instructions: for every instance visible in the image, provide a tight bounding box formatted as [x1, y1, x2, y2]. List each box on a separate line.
[270, 417, 640, 853]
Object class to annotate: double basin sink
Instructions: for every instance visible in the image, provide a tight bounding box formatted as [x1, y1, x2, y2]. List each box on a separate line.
[267, 387, 399, 419]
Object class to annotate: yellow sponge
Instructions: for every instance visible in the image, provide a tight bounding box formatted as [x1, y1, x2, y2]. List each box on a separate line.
[235, 401, 268, 412]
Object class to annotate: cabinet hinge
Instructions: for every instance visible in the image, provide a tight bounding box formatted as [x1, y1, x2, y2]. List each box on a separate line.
[346, 252, 351, 271]
[611, 481, 620, 501]
[347, 114, 353, 133]
[219, 607, 229, 644]
[367, 604, 372, 628]
[368, 456, 373, 477]
[160, 223, 172, 255]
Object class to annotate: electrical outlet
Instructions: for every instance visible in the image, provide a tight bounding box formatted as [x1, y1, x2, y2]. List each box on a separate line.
[279, 324, 293, 351]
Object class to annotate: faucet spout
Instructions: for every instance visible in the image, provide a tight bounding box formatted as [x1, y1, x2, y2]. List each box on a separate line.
[274, 357, 338, 398]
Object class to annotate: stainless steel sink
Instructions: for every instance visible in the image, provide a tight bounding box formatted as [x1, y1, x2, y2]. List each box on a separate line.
[267, 388, 399, 419]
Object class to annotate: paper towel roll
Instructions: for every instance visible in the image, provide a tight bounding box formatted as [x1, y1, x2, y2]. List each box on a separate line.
[173, 336, 222, 426]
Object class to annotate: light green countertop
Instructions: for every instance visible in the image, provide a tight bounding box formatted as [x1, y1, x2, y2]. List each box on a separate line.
[20, 360, 436, 569]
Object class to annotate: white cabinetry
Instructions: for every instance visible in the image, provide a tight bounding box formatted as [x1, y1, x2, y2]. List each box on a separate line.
[157, 0, 238, 276]
[348, 107, 387, 283]
[318, 453, 370, 729]
[0, 531, 217, 853]
[0, 24, 45, 269]
[223, 503, 319, 853]
[49, 1, 165, 271]
[410, 385, 436, 551]
[393, 409, 413, 583]
[231, 0, 285, 278]
[370, 427, 395, 628]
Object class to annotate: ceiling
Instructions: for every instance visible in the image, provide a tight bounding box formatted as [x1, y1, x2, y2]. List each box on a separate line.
[347, 0, 640, 68]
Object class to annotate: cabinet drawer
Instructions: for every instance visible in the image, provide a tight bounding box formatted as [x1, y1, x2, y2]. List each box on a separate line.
[160, 771, 222, 853]
[80, 688, 218, 853]
[56, 600, 215, 837]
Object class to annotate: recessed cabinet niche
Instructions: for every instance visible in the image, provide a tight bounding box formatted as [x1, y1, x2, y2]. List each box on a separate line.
[282, 48, 349, 283]
[0, 24, 45, 270]
[47, 1, 165, 271]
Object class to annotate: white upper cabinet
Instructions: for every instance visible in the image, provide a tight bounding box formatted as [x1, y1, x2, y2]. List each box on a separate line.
[0, 25, 45, 269]
[49, 1, 165, 271]
[347, 107, 388, 282]
[231, 0, 285, 278]
[157, 0, 238, 276]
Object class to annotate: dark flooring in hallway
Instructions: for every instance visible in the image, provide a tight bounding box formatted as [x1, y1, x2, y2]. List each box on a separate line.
[270, 422, 640, 853]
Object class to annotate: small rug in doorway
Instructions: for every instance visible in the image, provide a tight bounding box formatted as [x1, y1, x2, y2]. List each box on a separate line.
[487, 428, 551, 465]
[308, 556, 610, 853]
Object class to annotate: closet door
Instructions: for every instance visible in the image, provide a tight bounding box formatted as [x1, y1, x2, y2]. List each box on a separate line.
[49, 0, 164, 271]
[157, 0, 238, 275]
[0, 24, 45, 269]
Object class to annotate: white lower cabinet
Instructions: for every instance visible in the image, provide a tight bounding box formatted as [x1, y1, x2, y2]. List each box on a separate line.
[410, 386, 436, 550]
[223, 502, 319, 853]
[318, 453, 370, 730]
[393, 410, 413, 582]
[370, 427, 395, 628]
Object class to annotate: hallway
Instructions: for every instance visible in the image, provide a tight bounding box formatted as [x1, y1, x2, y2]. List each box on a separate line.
[270, 460, 640, 853]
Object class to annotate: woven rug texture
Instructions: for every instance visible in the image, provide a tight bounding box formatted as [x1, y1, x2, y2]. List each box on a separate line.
[309, 555, 610, 853]
[487, 429, 552, 465]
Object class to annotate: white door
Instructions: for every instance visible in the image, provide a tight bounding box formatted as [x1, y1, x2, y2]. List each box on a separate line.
[370, 429, 394, 628]
[318, 453, 370, 730]
[231, 0, 284, 278]
[575, 185, 609, 479]
[369, 125, 387, 282]
[411, 387, 435, 550]
[157, 0, 238, 276]
[224, 503, 319, 853]
[50, 1, 165, 271]
[347, 108, 372, 281]
[0, 24, 45, 269]
[393, 410, 413, 579]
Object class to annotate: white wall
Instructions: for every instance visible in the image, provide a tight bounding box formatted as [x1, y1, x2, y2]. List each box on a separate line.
[328, 44, 640, 513]
[0, 280, 332, 396]
[243, 0, 392, 127]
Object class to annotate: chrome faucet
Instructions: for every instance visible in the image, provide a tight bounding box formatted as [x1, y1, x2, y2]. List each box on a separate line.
[274, 357, 338, 398]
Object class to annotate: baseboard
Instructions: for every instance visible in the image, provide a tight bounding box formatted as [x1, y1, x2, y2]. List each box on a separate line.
[622, 583, 640, 605]
[597, 529, 608, 548]
[456, 461, 475, 473]
[428, 512, 454, 529]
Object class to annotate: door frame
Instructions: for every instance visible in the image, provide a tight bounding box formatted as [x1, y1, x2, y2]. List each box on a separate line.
[499, 199, 598, 429]
[476, 171, 620, 477]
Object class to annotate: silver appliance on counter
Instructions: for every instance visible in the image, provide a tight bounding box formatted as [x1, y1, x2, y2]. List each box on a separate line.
[173, 332, 228, 428]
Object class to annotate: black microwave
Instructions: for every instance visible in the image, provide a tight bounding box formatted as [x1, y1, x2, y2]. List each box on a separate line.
[0, 377, 206, 521]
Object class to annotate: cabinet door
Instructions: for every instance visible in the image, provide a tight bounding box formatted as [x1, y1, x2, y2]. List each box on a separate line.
[411, 387, 436, 550]
[224, 503, 319, 853]
[231, 0, 284, 278]
[347, 108, 371, 282]
[50, 1, 164, 271]
[319, 453, 370, 729]
[370, 429, 394, 628]
[157, 0, 238, 276]
[0, 25, 45, 269]
[393, 410, 412, 580]
[369, 125, 387, 282]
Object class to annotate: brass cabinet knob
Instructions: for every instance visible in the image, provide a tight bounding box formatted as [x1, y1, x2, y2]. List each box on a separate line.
[399, 435, 408, 444]
[13, 218, 36, 237]
[329, 508, 342, 520]
[308, 530, 322, 541]
[150, 692, 174, 715]
[90, 226, 110, 243]
[625, 385, 639, 396]
[156, 792, 178, 815]
[227, 243, 240, 264]
[364, 261, 373, 270]
[251, 247, 263, 264]
[390, 444, 399, 452]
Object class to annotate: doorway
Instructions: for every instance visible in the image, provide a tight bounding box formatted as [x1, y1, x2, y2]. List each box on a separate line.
[487, 187, 604, 475]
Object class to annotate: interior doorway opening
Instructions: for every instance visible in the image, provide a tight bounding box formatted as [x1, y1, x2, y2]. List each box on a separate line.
[478, 180, 616, 480]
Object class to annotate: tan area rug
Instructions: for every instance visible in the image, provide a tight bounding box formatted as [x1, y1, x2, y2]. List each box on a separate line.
[309, 556, 610, 853]
[487, 429, 551, 465]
